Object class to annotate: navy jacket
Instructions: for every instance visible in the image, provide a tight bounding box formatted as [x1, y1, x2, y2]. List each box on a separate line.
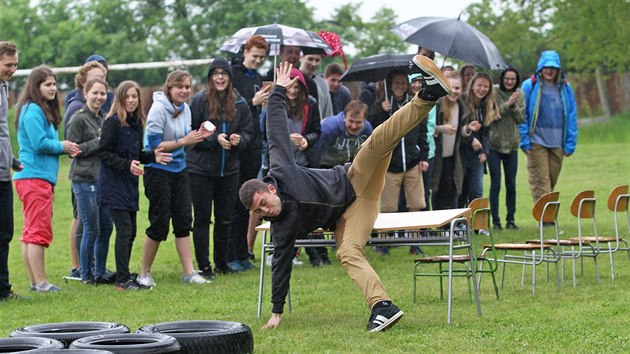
[97, 114, 154, 211]
[231, 57, 264, 150]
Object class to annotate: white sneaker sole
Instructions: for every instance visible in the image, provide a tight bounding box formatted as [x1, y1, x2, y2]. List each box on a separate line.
[412, 55, 452, 94]
[368, 310, 404, 333]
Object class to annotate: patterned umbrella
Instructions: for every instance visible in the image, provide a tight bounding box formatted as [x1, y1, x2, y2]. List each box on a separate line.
[220, 24, 332, 56]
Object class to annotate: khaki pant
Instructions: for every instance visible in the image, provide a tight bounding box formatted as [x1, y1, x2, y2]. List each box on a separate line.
[381, 169, 425, 212]
[526, 144, 564, 202]
[334, 96, 433, 309]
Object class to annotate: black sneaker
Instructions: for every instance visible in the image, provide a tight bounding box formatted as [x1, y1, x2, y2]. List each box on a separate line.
[0, 291, 22, 301]
[493, 223, 503, 230]
[94, 271, 116, 285]
[411, 54, 452, 101]
[115, 279, 151, 291]
[367, 302, 404, 332]
[506, 222, 520, 230]
[199, 266, 216, 280]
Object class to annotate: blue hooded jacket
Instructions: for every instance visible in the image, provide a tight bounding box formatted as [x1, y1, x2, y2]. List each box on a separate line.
[519, 50, 578, 155]
[315, 111, 372, 168]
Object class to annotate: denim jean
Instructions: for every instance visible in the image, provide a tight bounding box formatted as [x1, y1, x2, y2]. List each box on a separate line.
[458, 159, 484, 208]
[73, 182, 113, 280]
[0, 181, 13, 297]
[488, 149, 518, 225]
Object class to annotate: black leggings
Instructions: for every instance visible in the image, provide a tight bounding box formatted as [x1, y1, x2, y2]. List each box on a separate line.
[108, 208, 137, 283]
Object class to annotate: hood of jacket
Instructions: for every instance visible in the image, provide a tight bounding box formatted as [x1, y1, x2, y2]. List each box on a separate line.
[536, 50, 561, 72]
[290, 68, 308, 97]
[152, 91, 176, 115]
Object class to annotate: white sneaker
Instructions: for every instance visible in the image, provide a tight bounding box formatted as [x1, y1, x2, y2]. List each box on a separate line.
[183, 273, 210, 284]
[137, 273, 156, 287]
[292, 257, 304, 266]
[266, 254, 273, 267]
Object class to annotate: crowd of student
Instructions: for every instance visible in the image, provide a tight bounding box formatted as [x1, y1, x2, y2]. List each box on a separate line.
[0, 35, 576, 300]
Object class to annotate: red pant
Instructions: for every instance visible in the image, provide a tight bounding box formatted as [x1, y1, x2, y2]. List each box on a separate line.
[15, 179, 54, 247]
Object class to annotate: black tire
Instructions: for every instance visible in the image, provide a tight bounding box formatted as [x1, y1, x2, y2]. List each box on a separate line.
[69, 333, 180, 354]
[25, 350, 114, 353]
[0, 336, 64, 351]
[137, 320, 254, 354]
[10, 321, 130, 348]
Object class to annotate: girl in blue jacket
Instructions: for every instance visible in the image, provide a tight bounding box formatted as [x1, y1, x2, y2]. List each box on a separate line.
[14, 66, 80, 292]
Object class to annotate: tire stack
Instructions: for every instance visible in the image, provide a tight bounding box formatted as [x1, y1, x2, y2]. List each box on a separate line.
[2, 320, 253, 353]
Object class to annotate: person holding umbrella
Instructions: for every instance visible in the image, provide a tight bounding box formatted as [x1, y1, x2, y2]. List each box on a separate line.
[239, 56, 452, 332]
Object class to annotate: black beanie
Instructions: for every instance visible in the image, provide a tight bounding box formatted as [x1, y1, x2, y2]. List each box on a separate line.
[207, 58, 233, 80]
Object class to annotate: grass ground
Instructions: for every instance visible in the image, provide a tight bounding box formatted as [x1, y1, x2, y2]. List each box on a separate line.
[1, 112, 629, 353]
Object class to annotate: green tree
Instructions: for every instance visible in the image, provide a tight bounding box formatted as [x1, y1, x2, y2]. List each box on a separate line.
[464, 0, 554, 75]
[321, 2, 408, 59]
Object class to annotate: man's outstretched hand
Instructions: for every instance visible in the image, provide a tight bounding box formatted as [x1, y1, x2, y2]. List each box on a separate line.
[262, 313, 282, 330]
[275, 62, 298, 89]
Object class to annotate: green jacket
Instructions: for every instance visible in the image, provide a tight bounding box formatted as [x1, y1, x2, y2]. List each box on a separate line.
[488, 85, 525, 154]
[67, 105, 106, 182]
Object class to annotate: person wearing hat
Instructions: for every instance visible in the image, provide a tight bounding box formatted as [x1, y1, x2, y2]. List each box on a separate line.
[187, 58, 254, 277]
[65, 54, 114, 114]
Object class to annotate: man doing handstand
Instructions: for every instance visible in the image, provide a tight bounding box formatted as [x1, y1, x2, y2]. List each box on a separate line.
[239, 56, 452, 332]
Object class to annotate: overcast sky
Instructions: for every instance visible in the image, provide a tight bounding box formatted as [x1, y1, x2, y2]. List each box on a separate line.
[309, 0, 479, 22]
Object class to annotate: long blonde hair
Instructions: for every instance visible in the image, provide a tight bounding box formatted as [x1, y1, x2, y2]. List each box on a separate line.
[109, 81, 145, 126]
[464, 72, 499, 126]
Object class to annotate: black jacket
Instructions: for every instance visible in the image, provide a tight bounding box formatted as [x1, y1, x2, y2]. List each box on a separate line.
[97, 114, 154, 211]
[186, 89, 254, 177]
[265, 85, 355, 314]
[368, 94, 429, 172]
[459, 98, 490, 167]
[231, 57, 263, 149]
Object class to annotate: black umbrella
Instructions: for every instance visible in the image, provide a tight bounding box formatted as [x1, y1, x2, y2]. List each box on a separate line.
[340, 53, 417, 83]
[391, 16, 507, 69]
[220, 24, 332, 56]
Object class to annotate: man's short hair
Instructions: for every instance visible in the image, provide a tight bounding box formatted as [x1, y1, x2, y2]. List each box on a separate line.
[239, 179, 269, 209]
[344, 100, 367, 118]
[325, 63, 344, 77]
[0, 41, 18, 58]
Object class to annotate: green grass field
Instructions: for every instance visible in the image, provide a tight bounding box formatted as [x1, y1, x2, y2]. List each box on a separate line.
[1, 112, 629, 353]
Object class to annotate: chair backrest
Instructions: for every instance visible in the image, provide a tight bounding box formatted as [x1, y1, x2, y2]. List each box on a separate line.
[532, 191, 560, 223]
[608, 185, 629, 212]
[570, 190, 595, 218]
[468, 198, 490, 232]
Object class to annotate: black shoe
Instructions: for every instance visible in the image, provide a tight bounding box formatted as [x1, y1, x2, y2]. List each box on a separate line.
[115, 279, 151, 291]
[94, 271, 116, 285]
[247, 251, 255, 261]
[367, 302, 404, 332]
[215, 266, 237, 275]
[0, 291, 22, 301]
[412, 54, 452, 101]
[321, 257, 332, 265]
[493, 223, 503, 230]
[310, 258, 323, 268]
[542, 222, 555, 227]
[198, 266, 216, 280]
[506, 222, 520, 230]
[81, 278, 95, 286]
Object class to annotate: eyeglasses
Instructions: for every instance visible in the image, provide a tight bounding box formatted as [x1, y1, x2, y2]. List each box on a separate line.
[211, 71, 229, 78]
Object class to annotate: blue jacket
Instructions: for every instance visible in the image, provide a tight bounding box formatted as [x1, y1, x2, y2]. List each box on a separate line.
[315, 112, 372, 168]
[13, 103, 65, 185]
[520, 50, 578, 155]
